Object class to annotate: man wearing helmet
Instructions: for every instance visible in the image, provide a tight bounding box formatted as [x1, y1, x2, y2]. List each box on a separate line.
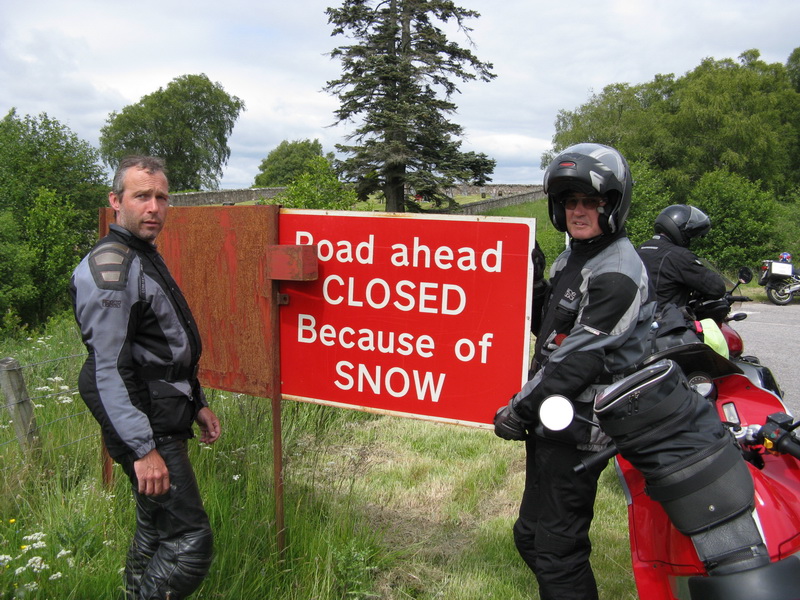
[493, 144, 655, 600]
[637, 204, 726, 311]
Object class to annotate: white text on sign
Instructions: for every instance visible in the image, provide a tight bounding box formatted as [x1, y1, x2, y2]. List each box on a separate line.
[295, 232, 504, 272]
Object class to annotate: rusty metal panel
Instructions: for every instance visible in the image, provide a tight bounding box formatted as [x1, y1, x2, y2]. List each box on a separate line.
[100, 205, 281, 399]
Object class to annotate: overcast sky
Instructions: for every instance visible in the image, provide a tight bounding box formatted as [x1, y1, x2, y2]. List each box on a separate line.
[1, 0, 798, 189]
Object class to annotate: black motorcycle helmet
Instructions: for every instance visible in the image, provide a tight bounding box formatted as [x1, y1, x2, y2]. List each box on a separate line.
[654, 204, 711, 247]
[543, 143, 632, 235]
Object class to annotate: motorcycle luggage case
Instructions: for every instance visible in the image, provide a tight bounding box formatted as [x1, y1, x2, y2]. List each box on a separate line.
[761, 259, 793, 284]
[594, 359, 754, 534]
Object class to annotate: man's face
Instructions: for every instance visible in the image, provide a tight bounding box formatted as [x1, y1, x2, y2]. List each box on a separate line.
[563, 192, 606, 240]
[109, 167, 169, 242]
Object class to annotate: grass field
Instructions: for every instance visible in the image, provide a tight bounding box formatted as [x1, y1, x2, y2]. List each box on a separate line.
[0, 314, 637, 599]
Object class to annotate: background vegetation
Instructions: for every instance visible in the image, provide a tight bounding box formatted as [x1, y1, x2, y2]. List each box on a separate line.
[546, 49, 800, 270]
[0, 110, 107, 333]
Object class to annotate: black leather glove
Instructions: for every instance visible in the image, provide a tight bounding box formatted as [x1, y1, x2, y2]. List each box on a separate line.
[493, 399, 528, 441]
[532, 242, 546, 282]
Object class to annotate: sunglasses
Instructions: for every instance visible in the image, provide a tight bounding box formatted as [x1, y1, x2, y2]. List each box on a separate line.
[561, 195, 607, 210]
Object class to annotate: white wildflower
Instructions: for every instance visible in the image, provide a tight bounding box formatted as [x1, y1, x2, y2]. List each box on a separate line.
[49, 572, 63, 580]
[233, 474, 241, 481]
[26, 556, 48, 573]
[56, 549, 72, 559]
[22, 532, 46, 543]
[0, 554, 12, 566]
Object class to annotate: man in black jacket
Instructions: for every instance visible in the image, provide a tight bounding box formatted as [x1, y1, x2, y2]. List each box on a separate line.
[71, 156, 220, 599]
[637, 204, 726, 312]
[494, 144, 655, 600]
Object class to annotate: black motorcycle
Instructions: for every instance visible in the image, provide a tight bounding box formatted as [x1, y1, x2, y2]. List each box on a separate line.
[758, 259, 800, 305]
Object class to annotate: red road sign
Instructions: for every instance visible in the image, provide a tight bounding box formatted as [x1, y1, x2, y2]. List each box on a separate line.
[278, 210, 535, 428]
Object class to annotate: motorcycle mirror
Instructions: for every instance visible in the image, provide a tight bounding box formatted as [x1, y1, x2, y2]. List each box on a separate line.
[738, 266, 753, 285]
[539, 395, 575, 431]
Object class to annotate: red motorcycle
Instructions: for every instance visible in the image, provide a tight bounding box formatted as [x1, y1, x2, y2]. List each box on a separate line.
[541, 280, 800, 599]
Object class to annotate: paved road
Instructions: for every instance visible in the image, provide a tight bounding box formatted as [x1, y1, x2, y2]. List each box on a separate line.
[733, 300, 800, 416]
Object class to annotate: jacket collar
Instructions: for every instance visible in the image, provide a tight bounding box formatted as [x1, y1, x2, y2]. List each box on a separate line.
[109, 223, 158, 254]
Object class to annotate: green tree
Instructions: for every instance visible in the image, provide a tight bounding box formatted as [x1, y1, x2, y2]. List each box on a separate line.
[99, 74, 245, 191]
[254, 139, 329, 187]
[0, 211, 36, 333]
[785, 46, 800, 93]
[456, 151, 497, 187]
[665, 51, 800, 199]
[626, 160, 675, 247]
[24, 188, 85, 323]
[543, 79, 675, 168]
[546, 50, 800, 202]
[272, 155, 357, 209]
[688, 169, 777, 271]
[772, 190, 800, 260]
[0, 109, 107, 232]
[0, 110, 106, 331]
[325, 0, 496, 212]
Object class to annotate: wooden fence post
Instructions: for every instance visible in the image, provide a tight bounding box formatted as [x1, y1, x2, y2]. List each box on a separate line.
[0, 357, 40, 452]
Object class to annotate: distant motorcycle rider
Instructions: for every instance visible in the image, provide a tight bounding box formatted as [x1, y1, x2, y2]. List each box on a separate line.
[778, 252, 800, 276]
[637, 204, 726, 312]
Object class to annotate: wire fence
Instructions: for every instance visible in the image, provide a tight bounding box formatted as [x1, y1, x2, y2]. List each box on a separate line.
[0, 350, 246, 482]
[0, 352, 99, 475]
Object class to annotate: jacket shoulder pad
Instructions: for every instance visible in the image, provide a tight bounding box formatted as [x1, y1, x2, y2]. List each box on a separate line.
[88, 241, 134, 290]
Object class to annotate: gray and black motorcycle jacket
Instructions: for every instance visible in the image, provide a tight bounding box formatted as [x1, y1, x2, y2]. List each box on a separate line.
[70, 224, 207, 462]
[637, 234, 726, 311]
[514, 232, 656, 450]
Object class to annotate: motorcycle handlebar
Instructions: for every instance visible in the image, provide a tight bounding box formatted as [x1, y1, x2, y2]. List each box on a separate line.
[574, 443, 619, 474]
[756, 413, 800, 461]
[774, 435, 800, 461]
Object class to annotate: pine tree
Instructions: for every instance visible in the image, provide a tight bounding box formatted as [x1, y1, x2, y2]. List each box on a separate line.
[326, 0, 495, 211]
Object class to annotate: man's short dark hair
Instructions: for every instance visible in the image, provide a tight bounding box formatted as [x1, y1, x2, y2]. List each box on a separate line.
[112, 156, 167, 197]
